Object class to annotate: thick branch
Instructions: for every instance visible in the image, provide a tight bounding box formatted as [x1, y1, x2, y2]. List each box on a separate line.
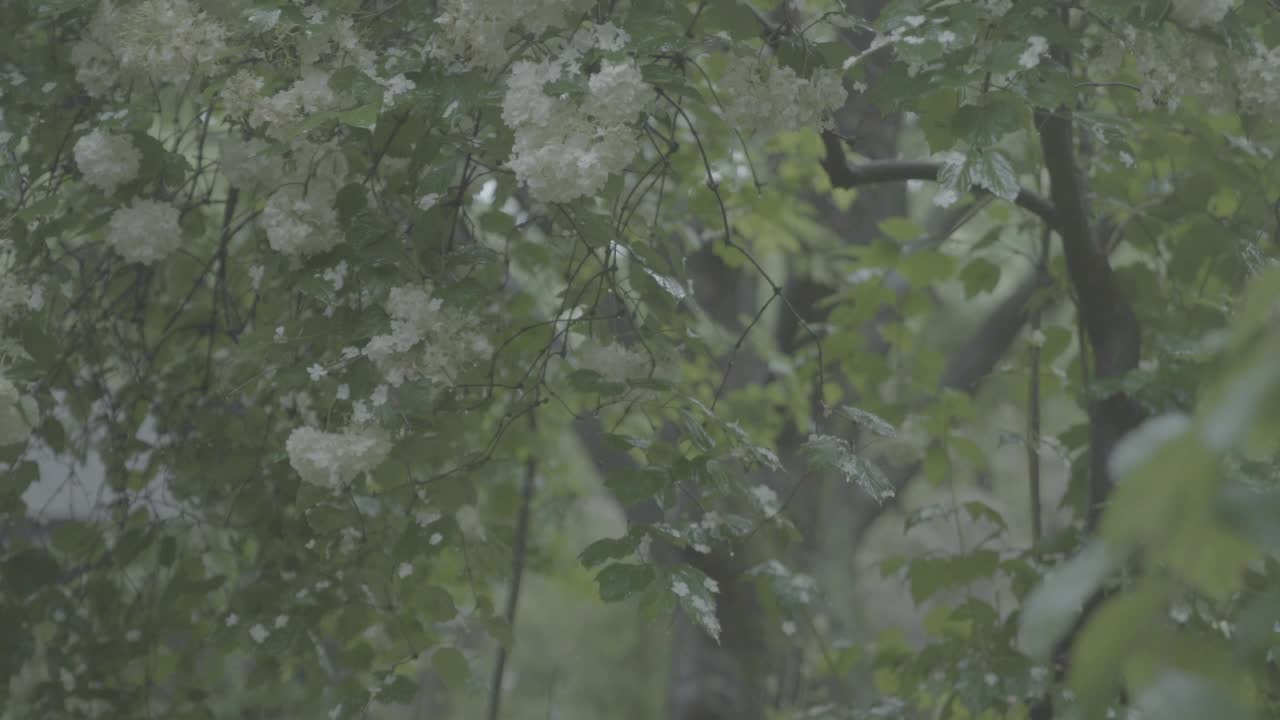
[820, 132, 1059, 232]
[1034, 108, 1145, 530]
[1028, 33, 1148, 720]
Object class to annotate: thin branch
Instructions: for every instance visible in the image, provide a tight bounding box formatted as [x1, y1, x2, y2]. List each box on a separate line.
[485, 410, 539, 720]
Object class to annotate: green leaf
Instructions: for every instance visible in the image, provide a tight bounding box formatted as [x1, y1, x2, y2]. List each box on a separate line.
[605, 466, 670, 506]
[800, 434, 895, 502]
[907, 550, 1000, 604]
[831, 405, 898, 438]
[579, 535, 639, 569]
[1069, 582, 1167, 718]
[1017, 541, 1114, 660]
[595, 563, 655, 603]
[938, 149, 1021, 203]
[959, 257, 1001, 298]
[699, 0, 761, 40]
[878, 217, 924, 243]
[432, 647, 469, 690]
[3, 548, 61, 598]
[51, 521, 105, 557]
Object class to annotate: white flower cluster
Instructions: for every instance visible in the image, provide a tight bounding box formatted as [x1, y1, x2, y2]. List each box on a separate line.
[249, 69, 337, 136]
[430, 0, 595, 69]
[0, 375, 37, 446]
[217, 137, 282, 194]
[363, 286, 491, 387]
[1170, 0, 1232, 28]
[261, 184, 342, 257]
[1239, 42, 1280, 115]
[502, 46, 652, 203]
[285, 426, 391, 491]
[73, 129, 140, 196]
[1019, 36, 1049, 70]
[0, 271, 42, 318]
[574, 340, 647, 382]
[106, 198, 181, 264]
[71, 0, 227, 95]
[219, 70, 266, 118]
[718, 57, 847, 139]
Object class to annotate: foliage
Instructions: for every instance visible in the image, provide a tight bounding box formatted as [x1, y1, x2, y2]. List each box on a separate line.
[0, 0, 1278, 718]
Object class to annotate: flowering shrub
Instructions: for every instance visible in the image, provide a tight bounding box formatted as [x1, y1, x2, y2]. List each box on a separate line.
[1, 1, 1279, 719]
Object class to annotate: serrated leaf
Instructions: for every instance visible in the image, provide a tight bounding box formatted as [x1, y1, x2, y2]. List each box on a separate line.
[938, 149, 1021, 203]
[800, 434, 895, 502]
[832, 405, 898, 438]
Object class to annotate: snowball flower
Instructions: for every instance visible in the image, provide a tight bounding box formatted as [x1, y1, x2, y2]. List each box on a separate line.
[585, 60, 652, 125]
[574, 341, 647, 382]
[286, 426, 391, 490]
[1019, 36, 1049, 70]
[262, 185, 343, 256]
[1170, 0, 1232, 28]
[0, 376, 37, 446]
[73, 130, 140, 195]
[106, 199, 181, 264]
[363, 286, 490, 386]
[117, 0, 228, 86]
[219, 70, 266, 118]
[218, 136, 282, 194]
[249, 624, 270, 643]
[718, 58, 847, 138]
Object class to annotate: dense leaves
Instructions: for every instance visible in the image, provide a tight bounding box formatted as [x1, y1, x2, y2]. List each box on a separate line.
[0, 0, 1279, 719]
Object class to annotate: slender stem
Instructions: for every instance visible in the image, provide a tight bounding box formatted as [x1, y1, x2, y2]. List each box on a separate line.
[485, 410, 539, 720]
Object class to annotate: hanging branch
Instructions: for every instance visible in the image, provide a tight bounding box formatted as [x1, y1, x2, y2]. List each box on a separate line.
[485, 411, 539, 720]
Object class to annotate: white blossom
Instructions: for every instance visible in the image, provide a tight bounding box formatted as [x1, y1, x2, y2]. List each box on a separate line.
[73, 129, 140, 195]
[718, 57, 847, 138]
[117, 0, 227, 86]
[106, 199, 181, 264]
[262, 184, 343, 257]
[218, 137, 282, 194]
[1020, 36, 1049, 70]
[501, 55, 649, 203]
[285, 426, 391, 490]
[251, 69, 336, 134]
[249, 624, 270, 643]
[1170, 0, 1232, 28]
[574, 341, 647, 382]
[750, 484, 780, 515]
[585, 60, 652, 126]
[219, 70, 265, 118]
[363, 286, 490, 387]
[430, 0, 595, 69]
